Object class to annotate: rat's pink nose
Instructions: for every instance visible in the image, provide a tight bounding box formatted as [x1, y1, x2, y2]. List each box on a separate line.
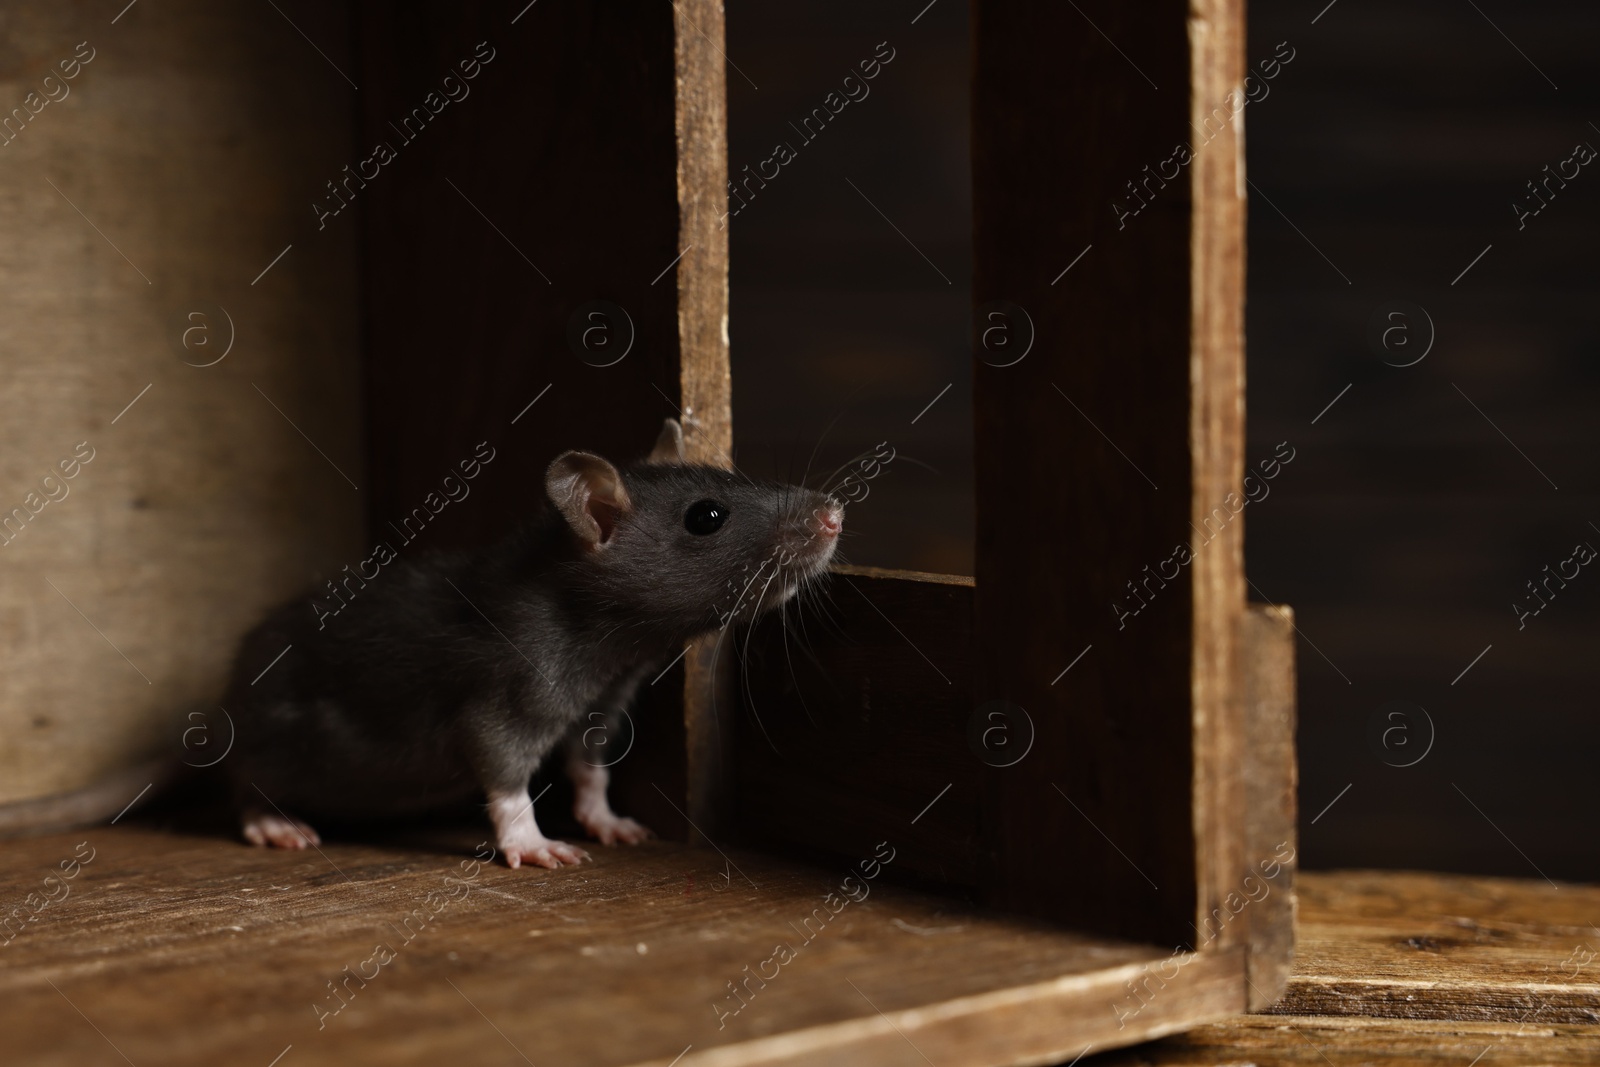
[812, 504, 843, 539]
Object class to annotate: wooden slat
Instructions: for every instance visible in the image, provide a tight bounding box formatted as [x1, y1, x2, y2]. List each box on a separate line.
[1271, 871, 1600, 1023]
[670, 0, 732, 459]
[1095, 869, 1600, 1063]
[735, 567, 982, 887]
[668, 0, 736, 846]
[972, 0, 1247, 949]
[1089, 1014, 1600, 1066]
[668, 950, 1244, 1067]
[0, 824, 1243, 1067]
[1241, 604, 1298, 1008]
[1186, 0, 1250, 966]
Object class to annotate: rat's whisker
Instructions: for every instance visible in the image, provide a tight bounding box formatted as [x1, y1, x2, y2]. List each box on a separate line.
[777, 598, 820, 730]
[801, 388, 867, 489]
[789, 589, 846, 703]
[811, 574, 850, 641]
[739, 568, 783, 756]
[888, 452, 940, 477]
[817, 447, 880, 498]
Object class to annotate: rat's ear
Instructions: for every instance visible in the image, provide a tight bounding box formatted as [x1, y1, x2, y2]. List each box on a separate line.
[546, 451, 632, 548]
[645, 418, 686, 465]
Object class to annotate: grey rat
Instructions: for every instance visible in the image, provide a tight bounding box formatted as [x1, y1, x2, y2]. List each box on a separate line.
[0, 420, 841, 858]
[220, 418, 842, 867]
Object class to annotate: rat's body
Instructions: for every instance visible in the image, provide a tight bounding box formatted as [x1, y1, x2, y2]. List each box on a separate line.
[225, 420, 841, 867]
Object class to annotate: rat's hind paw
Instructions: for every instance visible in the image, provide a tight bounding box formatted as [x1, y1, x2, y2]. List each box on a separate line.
[579, 811, 655, 847]
[500, 835, 592, 870]
[241, 807, 322, 850]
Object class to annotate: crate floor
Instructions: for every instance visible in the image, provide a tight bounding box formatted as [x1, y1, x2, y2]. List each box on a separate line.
[2, 824, 1227, 1067]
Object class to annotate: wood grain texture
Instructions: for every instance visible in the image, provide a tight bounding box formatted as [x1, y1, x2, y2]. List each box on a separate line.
[668, 0, 736, 844]
[0, 0, 364, 803]
[1272, 870, 1600, 1024]
[1186, 0, 1249, 966]
[1089, 1014, 1600, 1066]
[1094, 870, 1600, 1064]
[735, 568, 982, 888]
[7, 836, 1586, 1065]
[1242, 604, 1298, 1009]
[972, 0, 1246, 950]
[0, 824, 1242, 1067]
[670, 0, 732, 464]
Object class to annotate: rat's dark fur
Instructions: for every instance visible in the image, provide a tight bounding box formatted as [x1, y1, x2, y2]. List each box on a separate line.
[220, 422, 840, 865]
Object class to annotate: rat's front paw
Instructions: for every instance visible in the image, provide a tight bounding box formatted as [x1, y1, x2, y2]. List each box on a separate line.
[578, 810, 655, 846]
[499, 833, 591, 870]
[241, 807, 322, 850]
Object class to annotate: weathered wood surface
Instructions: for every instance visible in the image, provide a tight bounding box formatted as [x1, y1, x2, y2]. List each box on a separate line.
[1270, 870, 1600, 1024]
[5, 827, 1589, 1066]
[1186, 0, 1250, 969]
[0, 1, 365, 805]
[1241, 604, 1298, 1008]
[1090, 1014, 1600, 1065]
[972, 0, 1247, 951]
[0, 824, 1242, 1067]
[670, 0, 732, 459]
[1093, 869, 1600, 1064]
[669, 0, 736, 848]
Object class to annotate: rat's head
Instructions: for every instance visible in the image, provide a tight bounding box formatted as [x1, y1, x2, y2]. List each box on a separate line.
[545, 419, 843, 638]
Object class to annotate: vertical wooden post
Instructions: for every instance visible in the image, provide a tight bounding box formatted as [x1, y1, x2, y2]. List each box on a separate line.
[671, 0, 734, 843]
[1242, 603, 1298, 1007]
[1188, 0, 1250, 960]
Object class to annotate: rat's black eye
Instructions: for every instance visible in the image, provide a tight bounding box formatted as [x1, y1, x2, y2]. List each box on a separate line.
[684, 499, 728, 535]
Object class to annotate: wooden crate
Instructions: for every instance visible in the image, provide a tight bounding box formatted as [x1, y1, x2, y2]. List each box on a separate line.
[0, 2, 1294, 1063]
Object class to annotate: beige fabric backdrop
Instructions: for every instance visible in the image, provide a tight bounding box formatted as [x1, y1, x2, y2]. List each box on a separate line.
[0, 1, 364, 802]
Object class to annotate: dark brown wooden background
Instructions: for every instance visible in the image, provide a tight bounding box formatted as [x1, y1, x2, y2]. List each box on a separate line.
[723, 0, 1600, 884]
[1244, 0, 1600, 884]
[724, 0, 975, 576]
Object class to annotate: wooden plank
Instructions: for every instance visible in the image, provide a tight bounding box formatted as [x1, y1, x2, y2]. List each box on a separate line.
[668, 0, 736, 846]
[831, 563, 976, 589]
[972, 0, 1247, 949]
[1186, 0, 1250, 967]
[1241, 604, 1298, 1008]
[666, 950, 1244, 1067]
[0, 0, 365, 805]
[670, 0, 732, 461]
[1090, 1014, 1600, 1066]
[0, 824, 1241, 1067]
[735, 568, 982, 888]
[1271, 871, 1600, 1023]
